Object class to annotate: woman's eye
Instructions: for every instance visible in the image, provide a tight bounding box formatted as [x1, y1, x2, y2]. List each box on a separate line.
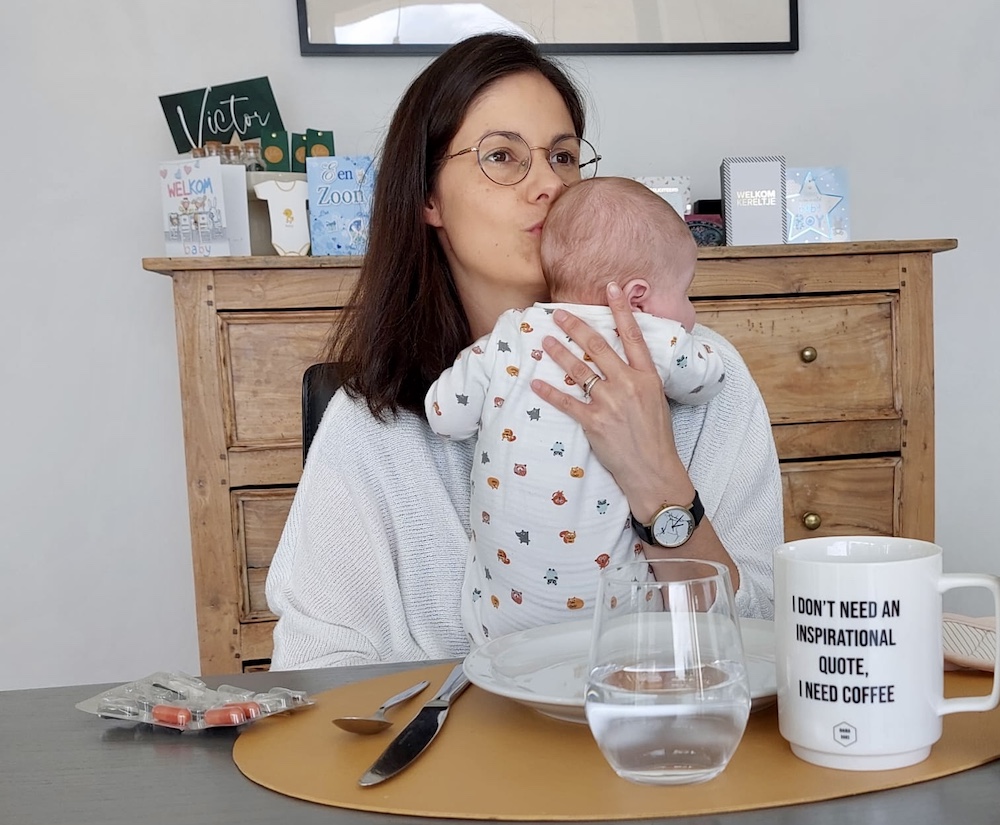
[483, 149, 516, 164]
[550, 150, 576, 167]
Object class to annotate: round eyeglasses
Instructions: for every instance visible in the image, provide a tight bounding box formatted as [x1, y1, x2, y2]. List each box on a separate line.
[441, 131, 600, 186]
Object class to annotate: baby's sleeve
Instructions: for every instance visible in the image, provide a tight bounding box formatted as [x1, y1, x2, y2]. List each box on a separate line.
[424, 331, 494, 440]
[652, 323, 727, 405]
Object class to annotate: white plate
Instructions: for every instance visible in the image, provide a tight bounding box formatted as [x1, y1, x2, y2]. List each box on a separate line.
[463, 617, 777, 723]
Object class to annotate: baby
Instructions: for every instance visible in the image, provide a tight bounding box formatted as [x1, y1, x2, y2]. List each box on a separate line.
[425, 176, 725, 645]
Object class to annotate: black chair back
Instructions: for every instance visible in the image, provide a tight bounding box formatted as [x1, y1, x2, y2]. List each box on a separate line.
[301, 363, 341, 465]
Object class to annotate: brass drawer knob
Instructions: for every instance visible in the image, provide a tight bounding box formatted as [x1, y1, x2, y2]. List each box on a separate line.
[800, 346, 818, 363]
[802, 512, 822, 531]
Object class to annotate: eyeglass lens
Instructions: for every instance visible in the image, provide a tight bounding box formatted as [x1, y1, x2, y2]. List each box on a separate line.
[475, 132, 598, 186]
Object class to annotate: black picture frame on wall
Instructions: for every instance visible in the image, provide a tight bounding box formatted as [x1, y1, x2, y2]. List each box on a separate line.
[297, 0, 799, 57]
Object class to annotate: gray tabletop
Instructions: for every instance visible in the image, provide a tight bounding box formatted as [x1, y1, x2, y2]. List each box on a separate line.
[2, 660, 998, 825]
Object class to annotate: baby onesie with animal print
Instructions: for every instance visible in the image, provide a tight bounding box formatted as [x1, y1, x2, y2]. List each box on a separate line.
[424, 302, 725, 645]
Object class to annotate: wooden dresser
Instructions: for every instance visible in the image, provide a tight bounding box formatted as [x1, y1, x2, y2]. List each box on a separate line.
[145, 239, 955, 674]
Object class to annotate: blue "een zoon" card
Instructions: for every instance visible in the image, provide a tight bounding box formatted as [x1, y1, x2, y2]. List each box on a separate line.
[307, 155, 376, 256]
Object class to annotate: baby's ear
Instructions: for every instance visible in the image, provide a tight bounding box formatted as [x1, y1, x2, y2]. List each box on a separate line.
[621, 279, 649, 311]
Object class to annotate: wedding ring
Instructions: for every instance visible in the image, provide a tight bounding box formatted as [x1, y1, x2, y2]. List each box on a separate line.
[582, 374, 601, 398]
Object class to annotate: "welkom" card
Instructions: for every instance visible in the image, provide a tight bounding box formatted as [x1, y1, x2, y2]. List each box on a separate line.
[159, 157, 230, 257]
[721, 156, 787, 246]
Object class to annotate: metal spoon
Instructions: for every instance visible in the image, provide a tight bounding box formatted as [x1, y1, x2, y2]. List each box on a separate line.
[332, 679, 430, 734]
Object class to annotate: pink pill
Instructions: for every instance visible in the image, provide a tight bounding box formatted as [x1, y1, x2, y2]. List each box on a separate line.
[151, 705, 192, 728]
[224, 701, 261, 719]
[204, 706, 248, 726]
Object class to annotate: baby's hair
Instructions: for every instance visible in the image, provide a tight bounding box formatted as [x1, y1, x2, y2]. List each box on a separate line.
[541, 177, 697, 304]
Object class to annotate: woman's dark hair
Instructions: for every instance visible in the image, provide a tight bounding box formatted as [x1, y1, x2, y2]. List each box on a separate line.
[325, 33, 586, 419]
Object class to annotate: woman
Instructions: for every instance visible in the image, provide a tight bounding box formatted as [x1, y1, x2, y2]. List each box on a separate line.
[265, 33, 783, 670]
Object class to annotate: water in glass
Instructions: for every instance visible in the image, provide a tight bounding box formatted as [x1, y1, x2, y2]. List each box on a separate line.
[585, 558, 751, 785]
[586, 660, 750, 784]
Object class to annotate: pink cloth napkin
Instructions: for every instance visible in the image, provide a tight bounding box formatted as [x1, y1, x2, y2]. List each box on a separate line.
[943, 613, 998, 672]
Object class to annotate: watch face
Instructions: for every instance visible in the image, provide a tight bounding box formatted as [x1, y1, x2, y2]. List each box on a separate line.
[652, 506, 694, 547]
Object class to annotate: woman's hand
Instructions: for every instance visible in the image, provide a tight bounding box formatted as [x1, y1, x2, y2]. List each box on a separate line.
[530, 282, 740, 588]
[530, 282, 692, 518]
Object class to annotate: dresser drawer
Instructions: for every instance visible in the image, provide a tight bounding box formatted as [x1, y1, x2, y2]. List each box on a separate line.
[233, 489, 294, 621]
[698, 294, 896, 425]
[780, 457, 898, 540]
[220, 311, 340, 447]
[241, 620, 276, 670]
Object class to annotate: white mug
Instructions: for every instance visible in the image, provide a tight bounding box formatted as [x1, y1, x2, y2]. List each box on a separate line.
[774, 536, 1000, 770]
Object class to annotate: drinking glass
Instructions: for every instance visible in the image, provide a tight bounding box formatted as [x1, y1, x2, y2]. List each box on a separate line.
[584, 558, 751, 784]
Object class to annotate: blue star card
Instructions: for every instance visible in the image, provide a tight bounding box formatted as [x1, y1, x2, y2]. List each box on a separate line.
[786, 167, 850, 243]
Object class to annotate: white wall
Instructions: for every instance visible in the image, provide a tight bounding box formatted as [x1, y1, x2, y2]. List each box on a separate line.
[1, 1, 996, 690]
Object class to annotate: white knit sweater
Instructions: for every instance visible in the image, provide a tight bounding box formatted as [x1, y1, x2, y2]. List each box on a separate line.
[265, 325, 783, 670]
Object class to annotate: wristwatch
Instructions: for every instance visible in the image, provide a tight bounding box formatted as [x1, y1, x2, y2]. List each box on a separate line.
[631, 491, 704, 548]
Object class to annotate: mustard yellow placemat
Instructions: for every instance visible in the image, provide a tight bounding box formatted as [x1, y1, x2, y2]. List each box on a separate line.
[233, 662, 1000, 820]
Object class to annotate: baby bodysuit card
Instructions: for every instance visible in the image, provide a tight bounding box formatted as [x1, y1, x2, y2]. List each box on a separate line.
[306, 156, 375, 256]
[159, 157, 230, 257]
[721, 156, 787, 246]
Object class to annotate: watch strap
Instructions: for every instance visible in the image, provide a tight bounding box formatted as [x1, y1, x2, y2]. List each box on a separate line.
[631, 491, 704, 546]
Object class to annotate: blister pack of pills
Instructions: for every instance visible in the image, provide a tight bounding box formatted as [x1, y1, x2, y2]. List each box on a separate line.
[76, 671, 313, 731]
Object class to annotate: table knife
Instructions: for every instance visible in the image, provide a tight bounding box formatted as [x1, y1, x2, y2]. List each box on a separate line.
[358, 663, 470, 787]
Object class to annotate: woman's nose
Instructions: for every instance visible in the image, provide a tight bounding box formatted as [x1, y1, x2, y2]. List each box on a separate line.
[524, 150, 566, 199]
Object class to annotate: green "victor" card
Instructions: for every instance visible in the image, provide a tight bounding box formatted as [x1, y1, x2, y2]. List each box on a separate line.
[159, 76, 284, 153]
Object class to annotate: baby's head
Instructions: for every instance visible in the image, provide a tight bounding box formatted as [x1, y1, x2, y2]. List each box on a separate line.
[540, 177, 698, 330]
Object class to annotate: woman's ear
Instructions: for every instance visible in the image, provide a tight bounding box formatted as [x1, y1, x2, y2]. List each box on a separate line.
[424, 194, 444, 228]
[621, 279, 650, 311]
